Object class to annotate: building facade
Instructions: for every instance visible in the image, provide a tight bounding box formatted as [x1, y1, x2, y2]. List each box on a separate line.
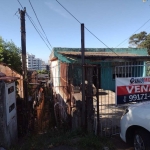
[26, 53, 48, 71]
[49, 47, 150, 131]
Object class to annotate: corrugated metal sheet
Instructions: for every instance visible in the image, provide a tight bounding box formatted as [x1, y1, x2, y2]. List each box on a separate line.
[58, 51, 138, 56]
[57, 51, 150, 61]
[0, 76, 20, 81]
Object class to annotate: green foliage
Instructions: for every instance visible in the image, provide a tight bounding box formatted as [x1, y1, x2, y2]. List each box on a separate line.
[129, 31, 150, 54]
[37, 69, 48, 74]
[9, 129, 115, 150]
[0, 36, 22, 73]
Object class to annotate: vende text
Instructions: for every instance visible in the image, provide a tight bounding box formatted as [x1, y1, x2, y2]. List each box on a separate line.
[117, 84, 150, 95]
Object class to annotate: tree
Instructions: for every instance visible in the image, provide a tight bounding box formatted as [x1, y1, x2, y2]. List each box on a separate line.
[37, 70, 48, 74]
[129, 31, 150, 54]
[0, 36, 22, 73]
[0, 37, 4, 62]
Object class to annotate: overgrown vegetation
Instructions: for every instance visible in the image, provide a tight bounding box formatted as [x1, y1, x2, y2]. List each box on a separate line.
[10, 128, 115, 150]
[0, 36, 22, 73]
[11, 81, 114, 150]
[37, 70, 49, 74]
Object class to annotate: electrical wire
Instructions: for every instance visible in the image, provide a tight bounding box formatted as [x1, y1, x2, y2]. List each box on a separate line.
[29, 0, 53, 49]
[27, 16, 52, 51]
[27, 14, 47, 39]
[17, 0, 52, 51]
[116, 18, 150, 48]
[55, 0, 118, 56]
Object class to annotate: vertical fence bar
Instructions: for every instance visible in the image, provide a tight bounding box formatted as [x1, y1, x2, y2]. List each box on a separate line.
[96, 66, 99, 135]
[125, 62, 126, 77]
[81, 24, 86, 130]
[131, 62, 133, 77]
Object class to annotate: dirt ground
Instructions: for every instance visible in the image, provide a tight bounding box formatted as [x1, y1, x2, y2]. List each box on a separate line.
[49, 146, 79, 150]
[111, 135, 134, 150]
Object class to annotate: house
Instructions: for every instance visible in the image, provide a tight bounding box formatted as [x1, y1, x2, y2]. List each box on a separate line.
[49, 47, 150, 130]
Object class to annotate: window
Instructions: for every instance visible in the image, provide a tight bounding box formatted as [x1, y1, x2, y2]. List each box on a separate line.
[8, 86, 14, 94]
[112, 73, 132, 79]
[112, 62, 132, 80]
[9, 103, 15, 113]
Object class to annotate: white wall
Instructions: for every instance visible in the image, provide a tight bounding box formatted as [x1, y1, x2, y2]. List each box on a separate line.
[51, 60, 60, 94]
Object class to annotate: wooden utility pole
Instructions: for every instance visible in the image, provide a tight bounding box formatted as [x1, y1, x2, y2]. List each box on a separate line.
[19, 7, 28, 132]
[81, 24, 86, 130]
[19, 7, 28, 103]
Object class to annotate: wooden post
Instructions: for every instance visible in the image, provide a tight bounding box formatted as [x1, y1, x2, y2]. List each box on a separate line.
[81, 24, 86, 130]
[19, 7, 28, 133]
[86, 66, 94, 132]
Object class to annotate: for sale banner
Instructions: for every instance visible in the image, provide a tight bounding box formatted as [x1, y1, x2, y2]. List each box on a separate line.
[116, 77, 150, 104]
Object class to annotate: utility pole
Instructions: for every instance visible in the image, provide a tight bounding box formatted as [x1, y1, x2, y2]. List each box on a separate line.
[81, 24, 86, 131]
[19, 7, 28, 133]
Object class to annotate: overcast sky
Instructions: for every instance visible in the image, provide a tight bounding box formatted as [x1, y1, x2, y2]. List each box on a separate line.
[0, 0, 150, 62]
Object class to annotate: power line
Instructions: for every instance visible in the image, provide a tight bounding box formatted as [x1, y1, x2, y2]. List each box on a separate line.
[55, 0, 118, 56]
[27, 14, 47, 38]
[55, 0, 81, 24]
[27, 16, 52, 51]
[17, 0, 52, 51]
[29, 0, 53, 49]
[14, 10, 20, 19]
[116, 18, 150, 48]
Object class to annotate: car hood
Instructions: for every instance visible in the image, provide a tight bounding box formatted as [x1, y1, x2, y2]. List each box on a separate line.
[129, 101, 150, 109]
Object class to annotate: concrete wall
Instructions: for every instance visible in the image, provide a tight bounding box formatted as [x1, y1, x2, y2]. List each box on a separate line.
[0, 81, 18, 149]
[51, 61, 71, 121]
[51, 60, 59, 94]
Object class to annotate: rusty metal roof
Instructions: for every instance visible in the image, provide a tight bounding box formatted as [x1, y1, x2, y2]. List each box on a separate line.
[58, 51, 150, 61]
[58, 51, 139, 57]
[0, 76, 20, 81]
[0, 72, 6, 77]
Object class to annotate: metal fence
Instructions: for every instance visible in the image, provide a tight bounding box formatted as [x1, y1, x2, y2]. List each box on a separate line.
[93, 61, 149, 136]
[50, 61, 150, 136]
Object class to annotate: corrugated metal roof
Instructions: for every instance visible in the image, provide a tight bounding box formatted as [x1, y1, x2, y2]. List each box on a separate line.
[50, 48, 150, 63]
[58, 51, 139, 57]
[58, 51, 150, 62]
[0, 72, 6, 77]
[0, 76, 20, 81]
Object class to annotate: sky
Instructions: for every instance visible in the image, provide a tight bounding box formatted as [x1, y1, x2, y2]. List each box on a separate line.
[1, 0, 150, 62]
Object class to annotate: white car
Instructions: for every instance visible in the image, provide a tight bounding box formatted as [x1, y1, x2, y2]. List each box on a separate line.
[120, 101, 150, 150]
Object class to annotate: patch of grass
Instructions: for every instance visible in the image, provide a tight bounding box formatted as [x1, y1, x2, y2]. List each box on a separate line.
[9, 129, 115, 150]
[77, 133, 115, 150]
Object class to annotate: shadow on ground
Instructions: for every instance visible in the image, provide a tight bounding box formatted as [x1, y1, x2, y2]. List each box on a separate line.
[111, 135, 134, 150]
[48, 145, 79, 150]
